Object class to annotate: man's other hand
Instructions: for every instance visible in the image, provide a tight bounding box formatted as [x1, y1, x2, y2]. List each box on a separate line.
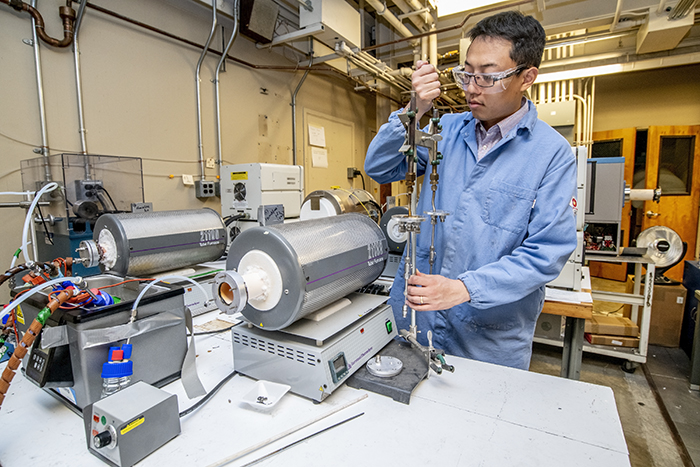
[406, 270, 470, 311]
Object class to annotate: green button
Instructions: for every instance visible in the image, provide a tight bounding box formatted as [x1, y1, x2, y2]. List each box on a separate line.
[385, 320, 393, 334]
[101, 416, 106, 425]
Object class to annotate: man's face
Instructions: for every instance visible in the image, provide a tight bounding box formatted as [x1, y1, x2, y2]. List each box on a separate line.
[464, 36, 530, 129]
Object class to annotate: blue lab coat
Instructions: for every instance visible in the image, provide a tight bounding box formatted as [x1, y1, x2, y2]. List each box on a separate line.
[365, 100, 577, 369]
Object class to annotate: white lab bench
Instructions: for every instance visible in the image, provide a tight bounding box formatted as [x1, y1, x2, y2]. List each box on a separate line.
[1, 313, 630, 467]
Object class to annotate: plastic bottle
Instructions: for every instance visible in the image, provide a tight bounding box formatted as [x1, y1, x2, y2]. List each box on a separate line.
[101, 344, 133, 398]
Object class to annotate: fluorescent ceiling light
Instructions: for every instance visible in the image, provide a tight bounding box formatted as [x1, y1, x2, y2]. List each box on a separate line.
[436, 0, 515, 18]
[536, 64, 625, 83]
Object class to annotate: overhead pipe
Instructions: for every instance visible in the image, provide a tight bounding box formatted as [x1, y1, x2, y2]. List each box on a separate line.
[392, 0, 429, 32]
[1, 0, 76, 47]
[28, 0, 50, 181]
[73, 0, 89, 157]
[365, 0, 419, 46]
[610, 0, 623, 32]
[214, 0, 240, 173]
[363, 0, 533, 52]
[195, 0, 219, 181]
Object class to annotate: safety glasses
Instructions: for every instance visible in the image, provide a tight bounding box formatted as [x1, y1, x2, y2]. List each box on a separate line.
[451, 65, 525, 93]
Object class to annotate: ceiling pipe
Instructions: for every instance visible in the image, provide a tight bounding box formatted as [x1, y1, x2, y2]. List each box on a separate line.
[392, 0, 429, 32]
[610, 0, 623, 32]
[365, 0, 419, 45]
[195, 0, 219, 182]
[1, 0, 76, 47]
[214, 0, 240, 174]
[362, 0, 533, 52]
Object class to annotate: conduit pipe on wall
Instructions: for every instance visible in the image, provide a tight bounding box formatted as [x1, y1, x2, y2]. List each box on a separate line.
[1, 0, 76, 47]
[73, 0, 89, 157]
[29, 0, 50, 181]
[215, 0, 240, 174]
[292, 39, 313, 166]
[195, 0, 219, 181]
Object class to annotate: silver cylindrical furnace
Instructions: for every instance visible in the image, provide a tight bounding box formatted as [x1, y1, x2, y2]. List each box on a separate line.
[214, 214, 388, 330]
[79, 208, 226, 276]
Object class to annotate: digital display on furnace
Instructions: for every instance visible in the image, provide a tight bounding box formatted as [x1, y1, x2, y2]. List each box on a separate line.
[329, 352, 348, 384]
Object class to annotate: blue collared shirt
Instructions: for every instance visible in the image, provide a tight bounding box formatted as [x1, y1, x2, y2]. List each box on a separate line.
[365, 100, 577, 369]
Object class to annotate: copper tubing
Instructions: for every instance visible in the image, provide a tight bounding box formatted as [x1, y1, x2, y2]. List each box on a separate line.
[1, 0, 76, 48]
[0, 289, 73, 410]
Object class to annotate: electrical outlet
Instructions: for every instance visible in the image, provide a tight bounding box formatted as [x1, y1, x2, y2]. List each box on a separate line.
[347, 167, 358, 179]
[182, 174, 194, 186]
[206, 158, 216, 169]
[195, 180, 219, 199]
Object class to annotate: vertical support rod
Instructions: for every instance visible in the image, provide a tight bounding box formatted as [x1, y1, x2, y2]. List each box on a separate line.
[74, 0, 89, 159]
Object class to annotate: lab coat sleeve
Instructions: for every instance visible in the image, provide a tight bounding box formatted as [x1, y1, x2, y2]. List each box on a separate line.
[459, 144, 577, 309]
[365, 110, 428, 184]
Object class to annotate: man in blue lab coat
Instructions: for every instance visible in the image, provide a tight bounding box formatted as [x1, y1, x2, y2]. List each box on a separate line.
[365, 11, 577, 369]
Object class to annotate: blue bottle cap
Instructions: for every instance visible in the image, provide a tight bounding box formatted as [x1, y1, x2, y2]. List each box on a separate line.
[101, 360, 133, 378]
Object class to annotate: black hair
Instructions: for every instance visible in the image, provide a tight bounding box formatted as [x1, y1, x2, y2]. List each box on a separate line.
[468, 11, 546, 68]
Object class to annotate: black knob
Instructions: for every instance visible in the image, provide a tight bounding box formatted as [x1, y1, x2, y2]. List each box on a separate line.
[93, 430, 112, 449]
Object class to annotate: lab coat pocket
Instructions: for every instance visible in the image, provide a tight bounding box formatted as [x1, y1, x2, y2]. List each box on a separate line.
[481, 180, 536, 234]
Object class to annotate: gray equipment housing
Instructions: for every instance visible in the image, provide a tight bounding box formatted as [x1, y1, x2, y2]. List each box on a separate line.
[225, 214, 388, 330]
[232, 303, 396, 402]
[20, 274, 187, 411]
[84, 381, 180, 467]
[92, 208, 226, 276]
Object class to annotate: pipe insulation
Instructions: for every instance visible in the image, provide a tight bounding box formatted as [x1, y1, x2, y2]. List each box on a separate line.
[214, 214, 388, 330]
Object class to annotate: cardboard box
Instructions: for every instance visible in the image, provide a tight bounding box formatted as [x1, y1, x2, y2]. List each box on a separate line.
[584, 315, 639, 337]
[649, 284, 687, 347]
[623, 276, 686, 347]
[585, 333, 640, 348]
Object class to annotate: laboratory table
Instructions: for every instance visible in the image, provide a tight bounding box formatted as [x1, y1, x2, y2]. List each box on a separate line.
[1, 314, 630, 467]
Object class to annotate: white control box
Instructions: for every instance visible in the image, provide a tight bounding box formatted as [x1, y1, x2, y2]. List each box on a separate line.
[220, 163, 304, 220]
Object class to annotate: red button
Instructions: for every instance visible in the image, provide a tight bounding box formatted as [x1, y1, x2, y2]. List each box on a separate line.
[93, 415, 99, 423]
[360, 328, 365, 334]
[92, 429, 98, 437]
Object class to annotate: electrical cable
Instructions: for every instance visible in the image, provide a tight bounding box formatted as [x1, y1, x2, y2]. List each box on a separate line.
[179, 370, 237, 418]
[96, 186, 119, 212]
[358, 172, 366, 190]
[0, 276, 83, 322]
[35, 202, 54, 245]
[223, 214, 245, 227]
[0, 287, 75, 409]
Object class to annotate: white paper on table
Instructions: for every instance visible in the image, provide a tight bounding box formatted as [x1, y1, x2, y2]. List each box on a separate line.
[308, 125, 326, 147]
[311, 147, 328, 168]
[545, 287, 593, 304]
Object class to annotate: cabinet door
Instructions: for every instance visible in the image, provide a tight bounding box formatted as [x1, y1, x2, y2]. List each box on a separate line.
[642, 126, 700, 282]
[589, 128, 636, 281]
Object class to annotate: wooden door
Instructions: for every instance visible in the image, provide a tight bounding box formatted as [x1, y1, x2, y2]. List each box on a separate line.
[642, 125, 700, 282]
[589, 128, 636, 281]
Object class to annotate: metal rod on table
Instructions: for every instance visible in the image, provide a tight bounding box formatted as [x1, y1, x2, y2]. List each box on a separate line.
[206, 394, 368, 467]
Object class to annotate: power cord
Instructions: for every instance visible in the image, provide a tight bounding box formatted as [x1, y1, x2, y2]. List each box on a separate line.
[179, 370, 237, 418]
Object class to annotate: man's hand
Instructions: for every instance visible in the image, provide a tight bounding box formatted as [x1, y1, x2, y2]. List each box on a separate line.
[405, 270, 470, 311]
[412, 60, 441, 119]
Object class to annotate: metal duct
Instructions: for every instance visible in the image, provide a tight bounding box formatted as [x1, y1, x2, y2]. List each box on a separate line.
[80, 209, 226, 276]
[215, 214, 388, 330]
